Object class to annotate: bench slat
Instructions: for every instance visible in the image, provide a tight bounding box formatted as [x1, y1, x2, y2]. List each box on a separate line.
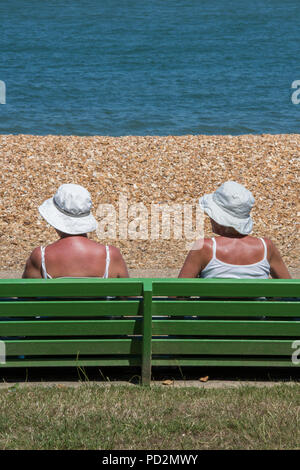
[152, 301, 300, 317]
[0, 279, 144, 297]
[3, 339, 142, 355]
[0, 300, 142, 317]
[152, 320, 300, 337]
[152, 339, 296, 356]
[0, 357, 141, 367]
[151, 357, 298, 367]
[0, 319, 142, 336]
[152, 279, 300, 297]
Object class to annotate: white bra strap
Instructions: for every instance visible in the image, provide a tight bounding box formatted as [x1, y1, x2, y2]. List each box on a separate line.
[259, 238, 268, 259]
[103, 245, 110, 278]
[40, 246, 47, 279]
[40, 246, 52, 279]
[211, 237, 217, 258]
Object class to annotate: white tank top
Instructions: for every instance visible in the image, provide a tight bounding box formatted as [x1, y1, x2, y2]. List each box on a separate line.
[40, 245, 110, 279]
[200, 237, 270, 279]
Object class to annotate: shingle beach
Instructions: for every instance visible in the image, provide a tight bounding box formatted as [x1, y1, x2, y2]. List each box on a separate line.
[0, 134, 299, 276]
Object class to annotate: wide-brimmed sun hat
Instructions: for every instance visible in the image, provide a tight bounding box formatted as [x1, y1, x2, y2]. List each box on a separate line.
[199, 181, 255, 235]
[39, 184, 98, 235]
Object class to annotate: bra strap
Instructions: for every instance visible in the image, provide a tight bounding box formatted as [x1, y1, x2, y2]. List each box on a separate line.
[40, 246, 47, 279]
[103, 245, 110, 278]
[259, 238, 268, 260]
[211, 237, 217, 259]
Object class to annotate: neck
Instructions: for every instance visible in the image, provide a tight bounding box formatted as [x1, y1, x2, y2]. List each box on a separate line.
[217, 232, 247, 239]
[56, 230, 88, 239]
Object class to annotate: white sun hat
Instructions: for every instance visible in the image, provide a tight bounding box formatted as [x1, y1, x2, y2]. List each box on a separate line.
[199, 181, 255, 235]
[39, 184, 98, 235]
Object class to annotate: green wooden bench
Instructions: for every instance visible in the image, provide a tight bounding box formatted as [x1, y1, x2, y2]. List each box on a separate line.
[150, 279, 300, 381]
[0, 278, 299, 385]
[0, 279, 152, 384]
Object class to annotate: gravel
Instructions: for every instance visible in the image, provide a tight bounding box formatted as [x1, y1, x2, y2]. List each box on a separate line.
[0, 133, 299, 274]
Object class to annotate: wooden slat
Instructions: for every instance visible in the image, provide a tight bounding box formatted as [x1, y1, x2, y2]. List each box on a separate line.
[0, 357, 142, 368]
[0, 319, 142, 336]
[152, 300, 300, 317]
[152, 320, 300, 337]
[152, 339, 296, 356]
[3, 339, 142, 356]
[0, 300, 141, 317]
[151, 357, 298, 367]
[0, 278, 144, 298]
[152, 279, 300, 297]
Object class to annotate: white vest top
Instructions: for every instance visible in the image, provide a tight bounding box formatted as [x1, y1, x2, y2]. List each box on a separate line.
[200, 237, 270, 279]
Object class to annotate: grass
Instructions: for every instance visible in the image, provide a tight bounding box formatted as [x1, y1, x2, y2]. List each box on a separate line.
[0, 383, 299, 450]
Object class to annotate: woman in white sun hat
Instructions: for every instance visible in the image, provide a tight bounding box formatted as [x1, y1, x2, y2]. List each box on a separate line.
[179, 181, 291, 279]
[22, 184, 129, 279]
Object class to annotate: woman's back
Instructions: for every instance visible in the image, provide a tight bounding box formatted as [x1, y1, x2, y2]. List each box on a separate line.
[40, 237, 111, 279]
[23, 235, 129, 279]
[200, 236, 270, 279]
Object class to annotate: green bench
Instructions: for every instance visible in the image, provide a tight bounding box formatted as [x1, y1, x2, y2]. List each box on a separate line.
[0, 278, 299, 385]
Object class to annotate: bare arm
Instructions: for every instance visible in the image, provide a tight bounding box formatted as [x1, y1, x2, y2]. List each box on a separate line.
[22, 247, 43, 279]
[265, 239, 292, 279]
[178, 251, 203, 278]
[108, 246, 130, 278]
[178, 239, 208, 278]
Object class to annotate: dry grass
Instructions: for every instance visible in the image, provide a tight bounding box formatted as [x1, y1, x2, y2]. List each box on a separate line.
[0, 383, 299, 449]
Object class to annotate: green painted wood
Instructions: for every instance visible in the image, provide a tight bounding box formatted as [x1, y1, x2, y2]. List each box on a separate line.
[0, 357, 142, 368]
[151, 358, 298, 367]
[152, 278, 300, 297]
[0, 300, 142, 317]
[4, 339, 142, 356]
[152, 320, 300, 337]
[152, 339, 296, 356]
[0, 319, 142, 336]
[152, 301, 300, 317]
[0, 278, 299, 380]
[0, 278, 144, 298]
[141, 280, 153, 385]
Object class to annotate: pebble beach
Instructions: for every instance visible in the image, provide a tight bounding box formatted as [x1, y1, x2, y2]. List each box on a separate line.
[0, 133, 299, 277]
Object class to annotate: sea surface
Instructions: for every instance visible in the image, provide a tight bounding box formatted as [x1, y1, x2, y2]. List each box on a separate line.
[0, 0, 300, 136]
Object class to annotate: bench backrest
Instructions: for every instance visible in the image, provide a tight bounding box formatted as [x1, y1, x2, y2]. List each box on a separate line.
[0, 278, 299, 384]
[151, 279, 300, 371]
[0, 279, 147, 373]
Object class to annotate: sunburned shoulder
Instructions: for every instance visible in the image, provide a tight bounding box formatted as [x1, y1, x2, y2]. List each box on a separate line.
[28, 246, 42, 268]
[188, 238, 211, 253]
[106, 245, 123, 260]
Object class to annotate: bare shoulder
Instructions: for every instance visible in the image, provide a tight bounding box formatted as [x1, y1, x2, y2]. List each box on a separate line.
[261, 237, 278, 255]
[107, 245, 124, 260]
[28, 246, 42, 268]
[189, 237, 211, 253]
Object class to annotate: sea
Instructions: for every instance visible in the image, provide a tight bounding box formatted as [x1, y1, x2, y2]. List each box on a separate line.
[0, 0, 299, 136]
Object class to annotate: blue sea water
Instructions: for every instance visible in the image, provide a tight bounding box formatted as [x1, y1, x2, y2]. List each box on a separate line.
[0, 0, 299, 136]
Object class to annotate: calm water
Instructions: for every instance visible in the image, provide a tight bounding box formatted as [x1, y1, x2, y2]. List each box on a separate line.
[0, 0, 299, 136]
